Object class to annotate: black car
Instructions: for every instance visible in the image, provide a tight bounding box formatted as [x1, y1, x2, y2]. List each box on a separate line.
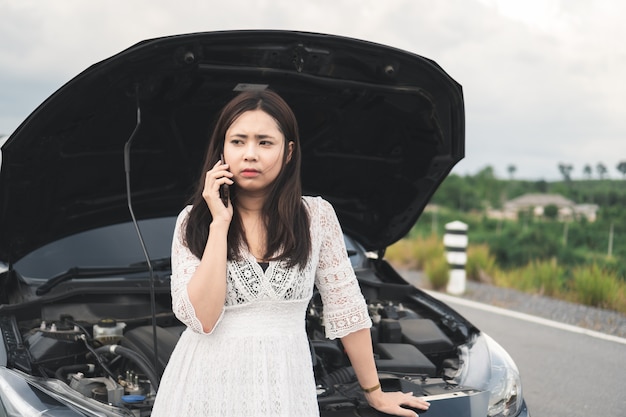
[0, 31, 529, 417]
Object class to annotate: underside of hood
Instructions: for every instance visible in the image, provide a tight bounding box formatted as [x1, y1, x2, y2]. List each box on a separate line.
[0, 30, 464, 262]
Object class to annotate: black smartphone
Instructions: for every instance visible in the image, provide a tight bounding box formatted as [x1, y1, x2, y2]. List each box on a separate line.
[219, 153, 230, 206]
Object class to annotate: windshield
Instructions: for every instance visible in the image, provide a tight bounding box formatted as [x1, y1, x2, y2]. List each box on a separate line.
[15, 217, 177, 280]
[15, 216, 368, 281]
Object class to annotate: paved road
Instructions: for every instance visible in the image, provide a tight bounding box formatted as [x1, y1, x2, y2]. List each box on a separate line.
[427, 291, 626, 417]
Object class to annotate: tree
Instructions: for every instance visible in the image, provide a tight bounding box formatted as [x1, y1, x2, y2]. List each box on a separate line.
[507, 164, 517, 179]
[583, 164, 592, 179]
[431, 173, 482, 211]
[475, 166, 496, 180]
[533, 180, 549, 193]
[558, 163, 573, 181]
[617, 161, 626, 179]
[543, 204, 559, 220]
[596, 162, 608, 179]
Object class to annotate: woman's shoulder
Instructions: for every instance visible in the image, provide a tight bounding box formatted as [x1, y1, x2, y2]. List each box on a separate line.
[302, 195, 321, 206]
[175, 205, 193, 227]
[302, 195, 336, 219]
[302, 195, 322, 211]
[177, 204, 193, 218]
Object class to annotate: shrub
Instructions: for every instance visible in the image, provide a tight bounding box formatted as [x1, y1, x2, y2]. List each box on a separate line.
[487, 227, 561, 268]
[520, 259, 565, 297]
[543, 204, 558, 220]
[492, 268, 519, 289]
[570, 264, 622, 310]
[614, 287, 626, 315]
[385, 239, 419, 269]
[424, 256, 450, 291]
[494, 266, 536, 293]
[493, 259, 564, 297]
[413, 234, 446, 269]
[386, 226, 626, 314]
[466, 244, 497, 283]
[385, 234, 445, 270]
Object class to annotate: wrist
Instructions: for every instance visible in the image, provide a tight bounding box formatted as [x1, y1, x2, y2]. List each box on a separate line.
[209, 219, 230, 232]
[361, 382, 381, 393]
[363, 385, 384, 407]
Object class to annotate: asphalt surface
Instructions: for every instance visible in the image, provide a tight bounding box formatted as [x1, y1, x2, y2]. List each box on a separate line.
[400, 270, 626, 338]
[400, 269, 626, 417]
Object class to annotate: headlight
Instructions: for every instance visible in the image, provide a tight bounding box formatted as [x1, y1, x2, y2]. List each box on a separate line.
[456, 333, 524, 417]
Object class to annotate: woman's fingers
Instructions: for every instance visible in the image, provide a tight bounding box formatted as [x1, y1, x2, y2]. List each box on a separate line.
[367, 391, 430, 417]
[204, 161, 232, 191]
[203, 160, 233, 215]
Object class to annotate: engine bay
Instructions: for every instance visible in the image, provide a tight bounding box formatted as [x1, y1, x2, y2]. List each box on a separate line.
[0, 272, 476, 416]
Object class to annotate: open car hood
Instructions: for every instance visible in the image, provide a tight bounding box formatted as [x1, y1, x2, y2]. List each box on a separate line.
[0, 30, 464, 262]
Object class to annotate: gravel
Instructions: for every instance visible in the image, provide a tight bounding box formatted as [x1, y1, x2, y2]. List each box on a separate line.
[399, 269, 626, 339]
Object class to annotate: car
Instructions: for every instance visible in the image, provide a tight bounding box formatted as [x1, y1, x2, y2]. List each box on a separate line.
[0, 30, 529, 417]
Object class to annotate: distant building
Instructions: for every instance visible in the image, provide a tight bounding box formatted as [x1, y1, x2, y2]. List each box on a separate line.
[488, 193, 599, 222]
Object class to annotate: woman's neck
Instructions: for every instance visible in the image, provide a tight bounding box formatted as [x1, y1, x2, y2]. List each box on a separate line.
[238, 209, 267, 261]
[235, 190, 272, 261]
[235, 193, 265, 217]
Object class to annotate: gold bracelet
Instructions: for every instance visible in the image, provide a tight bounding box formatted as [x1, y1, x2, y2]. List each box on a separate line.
[361, 382, 381, 393]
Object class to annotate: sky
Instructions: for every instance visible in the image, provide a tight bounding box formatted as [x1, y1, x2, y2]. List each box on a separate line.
[1, 0, 625, 181]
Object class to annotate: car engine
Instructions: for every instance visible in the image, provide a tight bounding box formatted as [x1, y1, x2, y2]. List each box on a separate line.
[2, 276, 472, 416]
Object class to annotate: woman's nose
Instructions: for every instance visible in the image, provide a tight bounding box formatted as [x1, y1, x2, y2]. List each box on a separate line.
[243, 142, 258, 160]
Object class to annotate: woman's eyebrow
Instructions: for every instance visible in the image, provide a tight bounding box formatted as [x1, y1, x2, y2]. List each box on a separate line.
[228, 133, 275, 139]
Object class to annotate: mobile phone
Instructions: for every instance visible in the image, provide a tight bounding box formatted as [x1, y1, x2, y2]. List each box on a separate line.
[219, 153, 230, 206]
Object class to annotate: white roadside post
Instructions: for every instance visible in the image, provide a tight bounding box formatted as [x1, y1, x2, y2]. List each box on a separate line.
[444, 221, 468, 295]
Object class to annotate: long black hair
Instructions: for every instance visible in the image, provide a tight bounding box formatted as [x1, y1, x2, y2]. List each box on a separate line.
[184, 90, 311, 269]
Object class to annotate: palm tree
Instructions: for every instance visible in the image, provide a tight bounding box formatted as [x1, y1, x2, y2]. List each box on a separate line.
[583, 164, 592, 179]
[596, 162, 608, 179]
[507, 164, 517, 179]
[558, 163, 573, 181]
[617, 161, 626, 179]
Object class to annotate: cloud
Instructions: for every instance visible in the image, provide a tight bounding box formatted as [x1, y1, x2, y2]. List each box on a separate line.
[1, 0, 624, 180]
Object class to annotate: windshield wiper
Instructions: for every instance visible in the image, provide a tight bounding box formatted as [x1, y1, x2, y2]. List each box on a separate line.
[128, 257, 171, 269]
[35, 257, 171, 296]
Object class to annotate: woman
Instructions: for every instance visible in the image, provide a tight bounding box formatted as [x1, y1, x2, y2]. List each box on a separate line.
[151, 90, 430, 416]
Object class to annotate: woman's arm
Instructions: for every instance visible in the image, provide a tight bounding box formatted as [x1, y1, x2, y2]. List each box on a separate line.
[170, 212, 228, 334]
[186, 160, 234, 333]
[185, 219, 230, 333]
[341, 328, 430, 417]
[314, 197, 429, 415]
[170, 160, 233, 334]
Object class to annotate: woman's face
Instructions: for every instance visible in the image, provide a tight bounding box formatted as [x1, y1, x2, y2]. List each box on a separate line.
[223, 109, 293, 195]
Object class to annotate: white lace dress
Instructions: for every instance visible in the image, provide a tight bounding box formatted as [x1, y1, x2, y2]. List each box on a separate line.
[151, 196, 372, 417]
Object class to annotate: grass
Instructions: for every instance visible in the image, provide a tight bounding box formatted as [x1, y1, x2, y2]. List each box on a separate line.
[386, 234, 445, 270]
[386, 234, 448, 290]
[495, 259, 565, 298]
[386, 237, 626, 314]
[424, 256, 449, 291]
[466, 244, 497, 283]
[570, 264, 623, 311]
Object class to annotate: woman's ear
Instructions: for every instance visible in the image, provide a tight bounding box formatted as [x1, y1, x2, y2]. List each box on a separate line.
[286, 141, 295, 163]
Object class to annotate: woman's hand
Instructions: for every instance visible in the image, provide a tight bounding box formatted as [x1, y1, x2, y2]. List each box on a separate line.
[365, 389, 430, 417]
[202, 159, 234, 222]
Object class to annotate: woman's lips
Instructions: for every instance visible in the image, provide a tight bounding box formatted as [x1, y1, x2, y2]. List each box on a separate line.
[240, 169, 260, 178]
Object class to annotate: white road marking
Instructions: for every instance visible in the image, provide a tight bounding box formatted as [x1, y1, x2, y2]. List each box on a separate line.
[424, 289, 626, 346]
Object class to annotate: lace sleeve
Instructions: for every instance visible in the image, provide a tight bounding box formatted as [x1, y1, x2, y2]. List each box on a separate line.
[314, 199, 372, 340]
[170, 207, 219, 334]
